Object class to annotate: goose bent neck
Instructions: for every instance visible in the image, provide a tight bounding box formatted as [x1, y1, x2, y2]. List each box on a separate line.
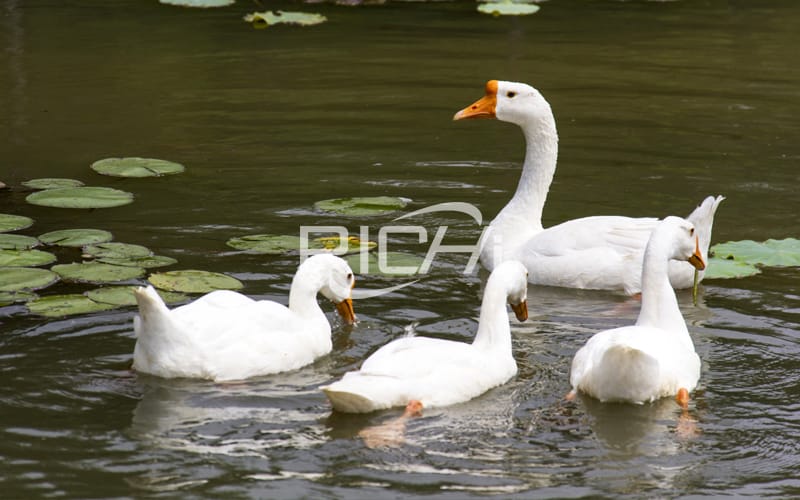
[636, 239, 690, 338]
[288, 262, 327, 321]
[472, 281, 513, 352]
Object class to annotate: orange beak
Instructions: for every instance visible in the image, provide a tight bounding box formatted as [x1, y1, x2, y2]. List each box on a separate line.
[510, 299, 528, 322]
[688, 235, 705, 271]
[335, 297, 356, 325]
[453, 80, 498, 120]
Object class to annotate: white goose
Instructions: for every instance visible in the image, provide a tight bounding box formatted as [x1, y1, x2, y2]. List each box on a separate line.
[322, 260, 529, 413]
[132, 254, 356, 382]
[568, 216, 705, 407]
[454, 80, 724, 294]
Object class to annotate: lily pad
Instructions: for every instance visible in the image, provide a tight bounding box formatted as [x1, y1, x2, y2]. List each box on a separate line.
[86, 286, 189, 307]
[22, 178, 84, 190]
[345, 252, 424, 276]
[0, 267, 60, 292]
[703, 257, 761, 280]
[52, 262, 146, 283]
[0, 213, 34, 233]
[159, 0, 235, 7]
[711, 238, 800, 268]
[0, 290, 37, 306]
[148, 270, 244, 294]
[26, 187, 134, 209]
[0, 234, 39, 250]
[0, 249, 57, 267]
[83, 242, 153, 260]
[90, 157, 186, 178]
[26, 294, 116, 318]
[478, 1, 540, 16]
[97, 255, 178, 269]
[38, 228, 114, 247]
[226, 234, 303, 254]
[244, 11, 327, 28]
[313, 196, 410, 216]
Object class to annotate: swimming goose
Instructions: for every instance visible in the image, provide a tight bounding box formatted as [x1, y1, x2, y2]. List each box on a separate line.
[322, 260, 529, 413]
[454, 80, 723, 294]
[568, 216, 705, 406]
[132, 253, 356, 381]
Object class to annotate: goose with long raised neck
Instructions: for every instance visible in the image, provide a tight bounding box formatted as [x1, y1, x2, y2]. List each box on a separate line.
[132, 253, 356, 382]
[568, 216, 705, 407]
[454, 80, 724, 295]
[321, 260, 529, 414]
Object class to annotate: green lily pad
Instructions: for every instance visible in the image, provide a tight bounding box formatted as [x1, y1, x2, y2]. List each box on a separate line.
[345, 252, 424, 276]
[0, 234, 40, 250]
[703, 257, 761, 280]
[160, 0, 234, 7]
[97, 255, 177, 269]
[22, 178, 85, 190]
[26, 187, 134, 209]
[90, 157, 185, 178]
[478, 1, 540, 16]
[313, 196, 410, 217]
[0, 213, 34, 233]
[86, 286, 189, 307]
[52, 262, 146, 283]
[83, 242, 153, 260]
[148, 270, 244, 294]
[0, 249, 57, 267]
[0, 290, 37, 306]
[711, 238, 800, 268]
[226, 234, 303, 254]
[38, 228, 114, 247]
[26, 294, 116, 318]
[0, 267, 60, 292]
[244, 11, 327, 28]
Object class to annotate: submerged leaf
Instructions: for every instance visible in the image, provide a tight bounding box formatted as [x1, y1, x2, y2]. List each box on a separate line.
[0, 249, 57, 267]
[27, 294, 116, 317]
[39, 228, 114, 247]
[0, 234, 40, 250]
[703, 257, 761, 280]
[0, 213, 34, 233]
[91, 157, 185, 178]
[26, 186, 134, 209]
[52, 262, 146, 283]
[711, 238, 800, 268]
[244, 10, 327, 29]
[22, 178, 84, 190]
[0, 267, 60, 292]
[314, 196, 410, 216]
[148, 270, 244, 294]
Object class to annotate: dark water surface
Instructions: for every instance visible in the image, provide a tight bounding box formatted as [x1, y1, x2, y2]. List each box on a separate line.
[2, 0, 800, 497]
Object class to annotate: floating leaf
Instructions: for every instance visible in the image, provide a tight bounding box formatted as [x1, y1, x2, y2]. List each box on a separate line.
[148, 270, 244, 294]
[26, 186, 134, 209]
[0, 249, 57, 267]
[711, 238, 800, 268]
[478, 1, 540, 16]
[97, 255, 177, 269]
[52, 262, 146, 283]
[226, 234, 303, 254]
[26, 294, 115, 317]
[0, 213, 34, 233]
[0, 290, 37, 306]
[703, 257, 761, 280]
[244, 11, 327, 29]
[345, 252, 424, 276]
[314, 196, 410, 216]
[0, 234, 39, 250]
[0, 267, 60, 292]
[22, 178, 84, 190]
[86, 286, 189, 307]
[159, 0, 234, 7]
[38, 228, 114, 247]
[90, 157, 185, 178]
[83, 242, 153, 260]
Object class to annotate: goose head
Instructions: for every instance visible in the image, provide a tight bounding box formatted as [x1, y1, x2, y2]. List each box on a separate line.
[489, 260, 529, 321]
[658, 216, 706, 270]
[301, 254, 357, 324]
[453, 80, 553, 129]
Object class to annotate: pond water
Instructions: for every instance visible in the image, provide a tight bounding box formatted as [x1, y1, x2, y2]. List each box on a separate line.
[2, 0, 800, 497]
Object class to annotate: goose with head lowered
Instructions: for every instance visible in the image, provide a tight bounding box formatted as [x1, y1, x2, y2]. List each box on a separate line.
[568, 216, 705, 407]
[322, 260, 529, 414]
[132, 253, 356, 382]
[454, 80, 724, 295]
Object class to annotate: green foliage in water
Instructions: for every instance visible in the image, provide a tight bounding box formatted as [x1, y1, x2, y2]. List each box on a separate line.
[244, 11, 327, 28]
[0, 249, 57, 267]
[478, 1, 540, 16]
[0, 234, 40, 250]
[149, 270, 244, 294]
[345, 251, 424, 276]
[26, 187, 134, 209]
[52, 262, 146, 284]
[39, 229, 114, 247]
[0, 213, 34, 233]
[91, 157, 185, 178]
[0, 267, 60, 292]
[86, 286, 189, 307]
[314, 196, 410, 216]
[22, 178, 84, 190]
[26, 294, 116, 317]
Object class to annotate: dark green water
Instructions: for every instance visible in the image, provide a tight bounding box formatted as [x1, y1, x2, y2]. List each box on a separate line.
[1, 0, 799, 497]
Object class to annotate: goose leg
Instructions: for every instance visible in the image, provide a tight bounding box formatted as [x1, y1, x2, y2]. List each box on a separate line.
[676, 387, 690, 409]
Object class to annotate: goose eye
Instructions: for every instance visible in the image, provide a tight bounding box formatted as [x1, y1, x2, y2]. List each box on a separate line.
[346, 272, 353, 281]
[689, 227, 695, 236]
[506, 91, 517, 98]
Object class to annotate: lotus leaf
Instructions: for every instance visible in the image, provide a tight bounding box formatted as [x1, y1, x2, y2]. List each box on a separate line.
[86, 286, 189, 307]
[244, 11, 327, 28]
[0, 234, 39, 250]
[0, 213, 34, 233]
[0, 290, 37, 306]
[345, 251, 424, 276]
[226, 234, 303, 254]
[313, 196, 410, 216]
[0, 267, 60, 292]
[39, 228, 114, 247]
[83, 242, 153, 260]
[52, 262, 146, 283]
[26, 187, 134, 209]
[703, 257, 761, 280]
[148, 270, 244, 294]
[98, 255, 177, 269]
[478, 1, 540, 16]
[711, 238, 800, 268]
[90, 157, 185, 178]
[0, 249, 57, 267]
[26, 294, 116, 317]
[22, 178, 84, 190]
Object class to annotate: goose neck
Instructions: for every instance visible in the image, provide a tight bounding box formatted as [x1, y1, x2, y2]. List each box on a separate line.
[636, 242, 689, 336]
[472, 283, 513, 352]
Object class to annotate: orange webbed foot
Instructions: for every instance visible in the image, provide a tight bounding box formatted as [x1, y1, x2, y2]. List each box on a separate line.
[676, 388, 690, 409]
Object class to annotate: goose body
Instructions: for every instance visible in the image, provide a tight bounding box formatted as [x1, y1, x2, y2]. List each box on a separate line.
[322, 261, 529, 413]
[569, 216, 704, 405]
[454, 80, 723, 294]
[132, 254, 356, 382]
